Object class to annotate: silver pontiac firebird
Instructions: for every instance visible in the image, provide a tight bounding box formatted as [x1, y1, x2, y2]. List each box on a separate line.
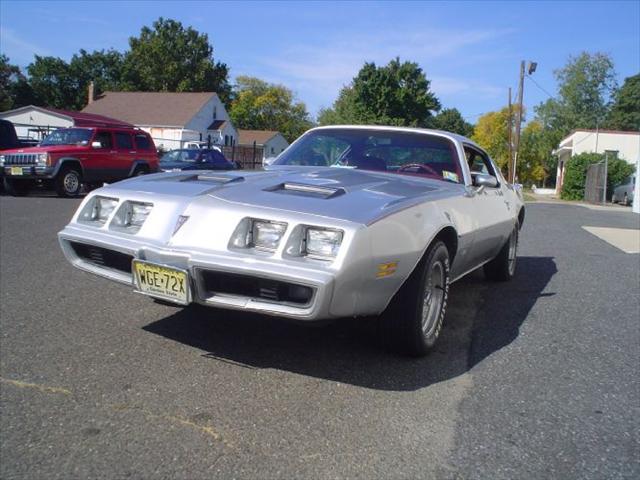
[59, 126, 524, 356]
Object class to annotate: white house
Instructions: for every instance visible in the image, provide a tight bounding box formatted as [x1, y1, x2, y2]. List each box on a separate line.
[82, 92, 237, 150]
[237, 129, 289, 161]
[0, 105, 132, 141]
[554, 129, 640, 194]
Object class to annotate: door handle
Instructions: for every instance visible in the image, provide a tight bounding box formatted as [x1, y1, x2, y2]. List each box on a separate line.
[129, 151, 137, 154]
[109, 150, 117, 154]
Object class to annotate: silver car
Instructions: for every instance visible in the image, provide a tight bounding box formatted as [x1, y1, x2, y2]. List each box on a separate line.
[58, 126, 524, 356]
[611, 175, 636, 206]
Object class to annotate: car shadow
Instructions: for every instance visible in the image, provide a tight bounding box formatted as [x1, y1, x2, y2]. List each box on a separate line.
[143, 256, 557, 391]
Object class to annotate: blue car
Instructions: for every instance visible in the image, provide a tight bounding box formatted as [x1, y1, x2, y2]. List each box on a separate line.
[159, 148, 240, 172]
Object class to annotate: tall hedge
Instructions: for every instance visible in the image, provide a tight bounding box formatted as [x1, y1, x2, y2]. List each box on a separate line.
[561, 152, 635, 201]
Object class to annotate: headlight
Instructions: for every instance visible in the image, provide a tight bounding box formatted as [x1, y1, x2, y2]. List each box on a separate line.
[111, 201, 153, 234]
[79, 196, 118, 225]
[250, 219, 287, 251]
[36, 153, 49, 165]
[0, 155, 5, 166]
[304, 228, 343, 258]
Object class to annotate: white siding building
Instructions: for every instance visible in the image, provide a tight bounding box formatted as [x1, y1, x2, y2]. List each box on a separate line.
[237, 130, 289, 162]
[555, 129, 640, 194]
[82, 92, 237, 150]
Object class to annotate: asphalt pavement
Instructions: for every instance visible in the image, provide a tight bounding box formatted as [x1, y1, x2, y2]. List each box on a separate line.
[1, 193, 638, 479]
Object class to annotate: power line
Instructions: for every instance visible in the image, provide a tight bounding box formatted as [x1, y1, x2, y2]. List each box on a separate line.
[525, 74, 556, 100]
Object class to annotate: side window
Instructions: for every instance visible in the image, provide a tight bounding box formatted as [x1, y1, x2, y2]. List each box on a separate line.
[115, 132, 133, 149]
[464, 145, 500, 186]
[94, 131, 113, 149]
[134, 134, 152, 150]
[208, 151, 227, 164]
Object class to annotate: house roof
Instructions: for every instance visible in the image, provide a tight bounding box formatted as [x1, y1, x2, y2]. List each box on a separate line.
[237, 129, 281, 145]
[0, 105, 133, 128]
[82, 92, 218, 127]
[559, 128, 640, 145]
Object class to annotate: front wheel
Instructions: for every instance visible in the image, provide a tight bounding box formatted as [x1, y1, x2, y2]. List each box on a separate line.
[484, 221, 519, 281]
[54, 167, 82, 197]
[379, 240, 450, 356]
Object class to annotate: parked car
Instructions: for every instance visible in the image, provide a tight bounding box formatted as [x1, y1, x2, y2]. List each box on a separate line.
[58, 126, 524, 356]
[183, 141, 222, 152]
[611, 174, 636, 206]
[159, 148, 239, 172]
[0, 126, 158, 197]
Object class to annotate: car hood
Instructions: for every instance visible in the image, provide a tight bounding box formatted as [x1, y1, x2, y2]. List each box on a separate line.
[1, 144, 86, 154]
[106, 166, 461, 225]
[160, 161, 234, 171]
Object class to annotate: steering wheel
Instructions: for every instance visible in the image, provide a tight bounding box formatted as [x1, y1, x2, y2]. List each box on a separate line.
[397, 163, 439, 176]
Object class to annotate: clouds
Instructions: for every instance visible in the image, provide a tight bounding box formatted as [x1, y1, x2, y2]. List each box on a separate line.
[0, 27, 49, 65]
[242, 27, 511, 116]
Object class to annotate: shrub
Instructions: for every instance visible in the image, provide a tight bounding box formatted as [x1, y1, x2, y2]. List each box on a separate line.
[561, 152, 635, 201]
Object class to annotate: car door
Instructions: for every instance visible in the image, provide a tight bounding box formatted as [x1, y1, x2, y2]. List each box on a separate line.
[85, 130, 115, 182]
[200, 150, 233, 170]
[464, 145, 515, 265]
[113, 131, 135, 179]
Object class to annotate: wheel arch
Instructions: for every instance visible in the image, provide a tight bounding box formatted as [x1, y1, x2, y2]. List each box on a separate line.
[128, 160, 152, 176]
[53, 157, 84, 177]
[518, 206, 525, 229]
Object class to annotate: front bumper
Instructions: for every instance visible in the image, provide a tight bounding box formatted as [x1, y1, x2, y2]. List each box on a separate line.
[58, 226, 340, 321]
[3, 165, 54, 179]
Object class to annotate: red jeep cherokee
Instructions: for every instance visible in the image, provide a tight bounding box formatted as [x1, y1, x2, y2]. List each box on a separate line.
[0, 127, 159, 197]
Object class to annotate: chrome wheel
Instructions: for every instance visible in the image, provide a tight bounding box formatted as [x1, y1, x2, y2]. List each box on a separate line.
[64, 172, 79, 193]
[422, 260, 445, 337]
[507, 227, 518, 276]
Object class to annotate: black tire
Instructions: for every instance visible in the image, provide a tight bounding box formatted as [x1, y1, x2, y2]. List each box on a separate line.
[132, 165, 148, 177]
[54, 166, 82, 197]
[3, 177, 32, 196]
[484, 221, 519, 281]
[379, 240, 450, 356]
[623, 194, 629, 206]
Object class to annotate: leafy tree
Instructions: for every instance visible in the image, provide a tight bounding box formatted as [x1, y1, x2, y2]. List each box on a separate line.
[122, 17, 231, 102]
[471, 107, 512, 172]
[518, 120, 558, 187]
[69, 49, 124, 104]
[429, 108, 473, 136]
[27, 56, 78, 109]
[561, 152, 634, 200]
[534, 52, 617, 136]
[318, 58, 440, 127]
[0, 55, 35, 110]
[229, 76, 312, 142]
[606, 74, 640, 131]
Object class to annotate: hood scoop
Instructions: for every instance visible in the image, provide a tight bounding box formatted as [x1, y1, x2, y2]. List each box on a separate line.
[264, 182, 346, 199]
[178, 174, 245, 184]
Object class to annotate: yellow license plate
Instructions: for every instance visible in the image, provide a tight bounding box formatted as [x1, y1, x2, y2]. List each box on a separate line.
[133, 260, 189, 305]
[10, 167, 23, 175]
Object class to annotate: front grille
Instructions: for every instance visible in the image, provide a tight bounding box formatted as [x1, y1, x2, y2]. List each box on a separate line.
[5, 154, 38, 165]
[69, 242, 133, 274]
[200, 270, 314, 306]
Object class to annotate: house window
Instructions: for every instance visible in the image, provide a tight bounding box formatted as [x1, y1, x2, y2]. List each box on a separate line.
[604, 150, 618, 159]
[225, 135, 229, 146]
[271, 147, 275, 154]
[213, 106, 217, 120]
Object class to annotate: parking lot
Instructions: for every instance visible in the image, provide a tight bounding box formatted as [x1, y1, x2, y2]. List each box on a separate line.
[1, 194, 638, 479]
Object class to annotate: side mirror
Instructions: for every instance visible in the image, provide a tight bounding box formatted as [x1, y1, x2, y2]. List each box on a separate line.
[91, 141, 102, 149]
[473, 173, 498, 189]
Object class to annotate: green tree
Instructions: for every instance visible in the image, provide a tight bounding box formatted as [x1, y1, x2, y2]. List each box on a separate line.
[318, 58, 440, 127]
[122, 17, 231, 102]
[429, 108, 473, 136]
[518, 120, 558, 187]
[606, 73, 640, 131]
[27, 55, 77, 109]
[69, 49, 124, 104]
[471, 107, 512, 172]
[0, 55, 35, 110]
[229, 76, 312, 142]
[534, 52, 617, 136]
[561, 152, 634, 200]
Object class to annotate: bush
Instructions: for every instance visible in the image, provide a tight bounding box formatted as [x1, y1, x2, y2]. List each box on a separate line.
[561, 152, 635, 201]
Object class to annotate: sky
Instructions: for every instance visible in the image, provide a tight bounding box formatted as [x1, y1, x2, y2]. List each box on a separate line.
[1, 0, 639, 122]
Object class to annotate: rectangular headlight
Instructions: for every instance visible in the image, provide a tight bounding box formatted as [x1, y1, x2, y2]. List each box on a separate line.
[250, 219, 287, 251]
[305, 228, 343, 258]
[111, 201, 153, 233]
[36, 153, 49, 165]
[79, 196, 118, 225]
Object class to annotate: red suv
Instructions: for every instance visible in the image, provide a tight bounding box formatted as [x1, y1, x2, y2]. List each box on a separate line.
[0, 127, 159, 197]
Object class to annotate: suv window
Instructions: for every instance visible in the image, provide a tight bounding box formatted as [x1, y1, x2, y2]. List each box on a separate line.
[115, 132, 133, 150]
[94, 131, 113, 149]
[135, 133, 152, 151]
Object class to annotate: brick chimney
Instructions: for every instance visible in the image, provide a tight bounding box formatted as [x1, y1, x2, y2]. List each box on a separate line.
[88, 81, 95, 105]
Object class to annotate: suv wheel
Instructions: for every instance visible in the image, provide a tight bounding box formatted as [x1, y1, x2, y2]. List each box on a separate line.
[55, 166, 82, 197]
[132, 166, 148, 177]
[3, 177, 32, 196]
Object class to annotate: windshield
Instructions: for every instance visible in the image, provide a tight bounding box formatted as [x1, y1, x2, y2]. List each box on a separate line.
[41, 128, 93, 146]
[274, 128, 462, 183]
[160, 150, 202, 164]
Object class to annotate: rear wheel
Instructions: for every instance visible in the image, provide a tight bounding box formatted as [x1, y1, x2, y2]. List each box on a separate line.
[379, 240, 450, 356]
[132, 165, 148, 177]
[54, 166, 82, 197]
[3, 177, 32, 196]
[484, 221, 519, 281]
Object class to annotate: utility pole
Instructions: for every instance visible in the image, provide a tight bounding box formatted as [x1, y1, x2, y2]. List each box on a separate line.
[512, 60, 526, 183]
[507, 87, 513, 183]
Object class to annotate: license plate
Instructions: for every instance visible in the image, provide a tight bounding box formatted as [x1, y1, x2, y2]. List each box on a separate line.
[10, 167, 23, 175]
[132, 260, 189, 305]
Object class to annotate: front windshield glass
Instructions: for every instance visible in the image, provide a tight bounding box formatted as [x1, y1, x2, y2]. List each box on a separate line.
[160, 150, 201, 163]
[274, 128, 462, 183]
[41, 128, 93, 146]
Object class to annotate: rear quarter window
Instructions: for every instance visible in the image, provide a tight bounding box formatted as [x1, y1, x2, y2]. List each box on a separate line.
[115, 132, 133, 149]
[134, 134, 153, 151]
